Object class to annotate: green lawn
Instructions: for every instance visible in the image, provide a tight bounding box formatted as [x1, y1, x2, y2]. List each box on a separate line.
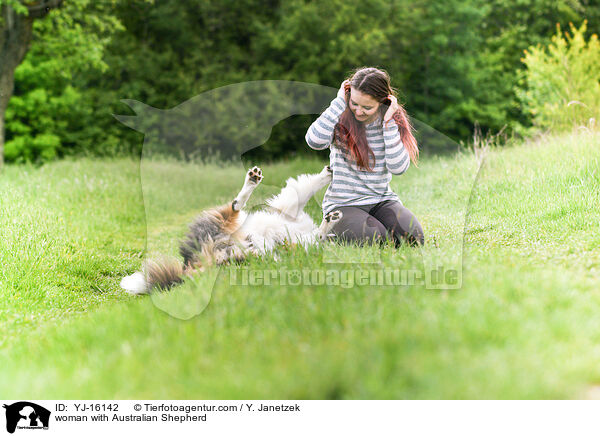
[0, 130, 599, 399]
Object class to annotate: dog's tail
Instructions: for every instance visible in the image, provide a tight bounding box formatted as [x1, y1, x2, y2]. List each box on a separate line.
[120, 257, 185, 295]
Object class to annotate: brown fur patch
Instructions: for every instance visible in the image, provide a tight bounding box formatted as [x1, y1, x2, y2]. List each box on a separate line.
[184, 261, 205, 276]
[206, 203, 241, 235]
[146, 258, 184, 289]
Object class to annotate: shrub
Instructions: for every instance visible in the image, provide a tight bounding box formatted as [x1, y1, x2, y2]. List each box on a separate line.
[517, 21, 600, 133]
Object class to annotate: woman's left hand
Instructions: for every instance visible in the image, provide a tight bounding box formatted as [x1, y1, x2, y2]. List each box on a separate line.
[384, 94, 399, 125]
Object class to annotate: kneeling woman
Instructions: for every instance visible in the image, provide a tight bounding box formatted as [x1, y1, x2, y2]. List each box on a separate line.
[305, 67, 424, 246]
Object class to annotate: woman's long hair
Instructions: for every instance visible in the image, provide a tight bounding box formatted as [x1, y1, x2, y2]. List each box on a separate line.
[334, 67, 418, 171]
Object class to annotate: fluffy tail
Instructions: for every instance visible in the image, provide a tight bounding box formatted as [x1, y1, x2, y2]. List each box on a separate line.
[120, 257, 185, 295]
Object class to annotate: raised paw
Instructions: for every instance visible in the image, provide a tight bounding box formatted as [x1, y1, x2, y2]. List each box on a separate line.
[246, 166, 263, 184]
[325, 210, 343, 223]
[320, 165, 333, 179]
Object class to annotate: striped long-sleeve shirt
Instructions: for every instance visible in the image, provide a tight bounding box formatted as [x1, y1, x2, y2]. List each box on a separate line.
[305, 95, 410, 216]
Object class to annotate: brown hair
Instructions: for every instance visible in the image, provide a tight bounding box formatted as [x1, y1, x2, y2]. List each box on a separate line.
[334, 67, 418, 171]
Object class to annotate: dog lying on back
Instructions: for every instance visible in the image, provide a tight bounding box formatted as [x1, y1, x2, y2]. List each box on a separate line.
[120, 165, 342, 294]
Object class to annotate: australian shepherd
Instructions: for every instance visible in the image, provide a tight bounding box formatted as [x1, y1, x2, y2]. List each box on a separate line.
[120, 165, 342, 294]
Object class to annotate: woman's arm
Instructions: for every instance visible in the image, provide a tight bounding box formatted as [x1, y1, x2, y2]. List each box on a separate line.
[383, 121, 410, 175]
[305, 95, 347, 150]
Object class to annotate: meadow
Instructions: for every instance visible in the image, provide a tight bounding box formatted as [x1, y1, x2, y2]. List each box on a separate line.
[0, 130, 598, 399]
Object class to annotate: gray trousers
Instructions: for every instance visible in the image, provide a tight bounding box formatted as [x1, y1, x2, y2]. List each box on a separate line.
[331, 200, 424, 246]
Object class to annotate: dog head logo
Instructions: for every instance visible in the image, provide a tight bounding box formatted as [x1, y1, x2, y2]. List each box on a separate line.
[114, 80, 485, 319]
[3, 402, 50, 433]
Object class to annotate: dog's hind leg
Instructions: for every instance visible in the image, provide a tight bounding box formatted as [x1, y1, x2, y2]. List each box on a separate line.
[296, 209, 344, 248]
[232, 166, 263, 211]
[266, 166, 332, 218]
[315, 209, 343, 241]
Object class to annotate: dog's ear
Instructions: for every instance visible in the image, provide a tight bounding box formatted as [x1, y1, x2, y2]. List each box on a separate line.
[113, 99, 162, 133]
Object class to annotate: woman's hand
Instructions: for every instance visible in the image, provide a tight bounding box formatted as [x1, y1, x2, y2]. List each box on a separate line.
[337, 79, 351, 101]
[384, 94, 399, 125]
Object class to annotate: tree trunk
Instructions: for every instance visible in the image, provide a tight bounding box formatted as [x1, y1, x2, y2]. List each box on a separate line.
[0, 4, 34, 169]
[0, 108, 4, 168]
[0, 1, 62, 169]
[0, 62, 17, 168]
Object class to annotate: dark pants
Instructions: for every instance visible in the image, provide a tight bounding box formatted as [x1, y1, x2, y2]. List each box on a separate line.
[331, 200, 424, 246]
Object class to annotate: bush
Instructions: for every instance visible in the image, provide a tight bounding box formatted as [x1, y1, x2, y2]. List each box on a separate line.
[4, 134, 60, 163]
[518, 21, 600, 133]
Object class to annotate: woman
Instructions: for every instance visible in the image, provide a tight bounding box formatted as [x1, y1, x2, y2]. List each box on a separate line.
[305, 67, 424, 246]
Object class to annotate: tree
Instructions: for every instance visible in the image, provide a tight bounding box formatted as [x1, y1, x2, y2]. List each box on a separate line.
[3, 0, 124, 162]
[0, 0, 62, 168]
[518, 22, 600, 132]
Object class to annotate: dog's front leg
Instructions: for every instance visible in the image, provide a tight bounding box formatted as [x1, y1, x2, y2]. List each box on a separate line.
[232, 166, 263, 211]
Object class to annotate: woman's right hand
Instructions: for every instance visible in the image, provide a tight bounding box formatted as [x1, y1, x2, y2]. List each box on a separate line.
[337, 79, 350, 101]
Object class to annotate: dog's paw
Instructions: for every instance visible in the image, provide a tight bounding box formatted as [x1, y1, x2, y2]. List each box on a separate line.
[320, 165, 333, 179]
[246, 166, 263, 185]
[325, 210, 343, 223]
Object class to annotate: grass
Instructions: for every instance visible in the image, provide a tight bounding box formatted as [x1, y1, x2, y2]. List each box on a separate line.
[0, 130, 598, 399]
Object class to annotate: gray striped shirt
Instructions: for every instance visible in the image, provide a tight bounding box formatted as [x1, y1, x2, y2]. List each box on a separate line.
[305, 95, 410, 215]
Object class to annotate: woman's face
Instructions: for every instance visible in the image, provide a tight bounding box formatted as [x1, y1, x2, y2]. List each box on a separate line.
[349, 87, 381, 123]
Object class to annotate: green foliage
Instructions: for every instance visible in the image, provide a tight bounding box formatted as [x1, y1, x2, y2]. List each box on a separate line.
[96, 0, 592, 154]
[4, 132, 60, 162]
[0, 0, 28, 15]
[469, 0, 584, 133]
[5, 83, 80, 162]
[518, 21, 600, 133]
[3, 0, 600, 162]
[3, 0, 124, 163]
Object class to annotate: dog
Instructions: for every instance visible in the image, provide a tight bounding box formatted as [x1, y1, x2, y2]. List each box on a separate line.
[120, 165, 342, 294]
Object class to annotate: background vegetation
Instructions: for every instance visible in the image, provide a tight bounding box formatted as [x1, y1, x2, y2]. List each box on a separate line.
[1, 0, 599, 163]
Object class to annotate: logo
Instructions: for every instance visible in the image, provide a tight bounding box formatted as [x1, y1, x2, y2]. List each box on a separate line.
[3, 402, 50, 433]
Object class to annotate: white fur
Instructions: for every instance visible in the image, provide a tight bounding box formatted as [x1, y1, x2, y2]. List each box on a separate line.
[120, 271, 148, 295]
[266, 168, 332, 218]
[240, 166, 336, 253]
